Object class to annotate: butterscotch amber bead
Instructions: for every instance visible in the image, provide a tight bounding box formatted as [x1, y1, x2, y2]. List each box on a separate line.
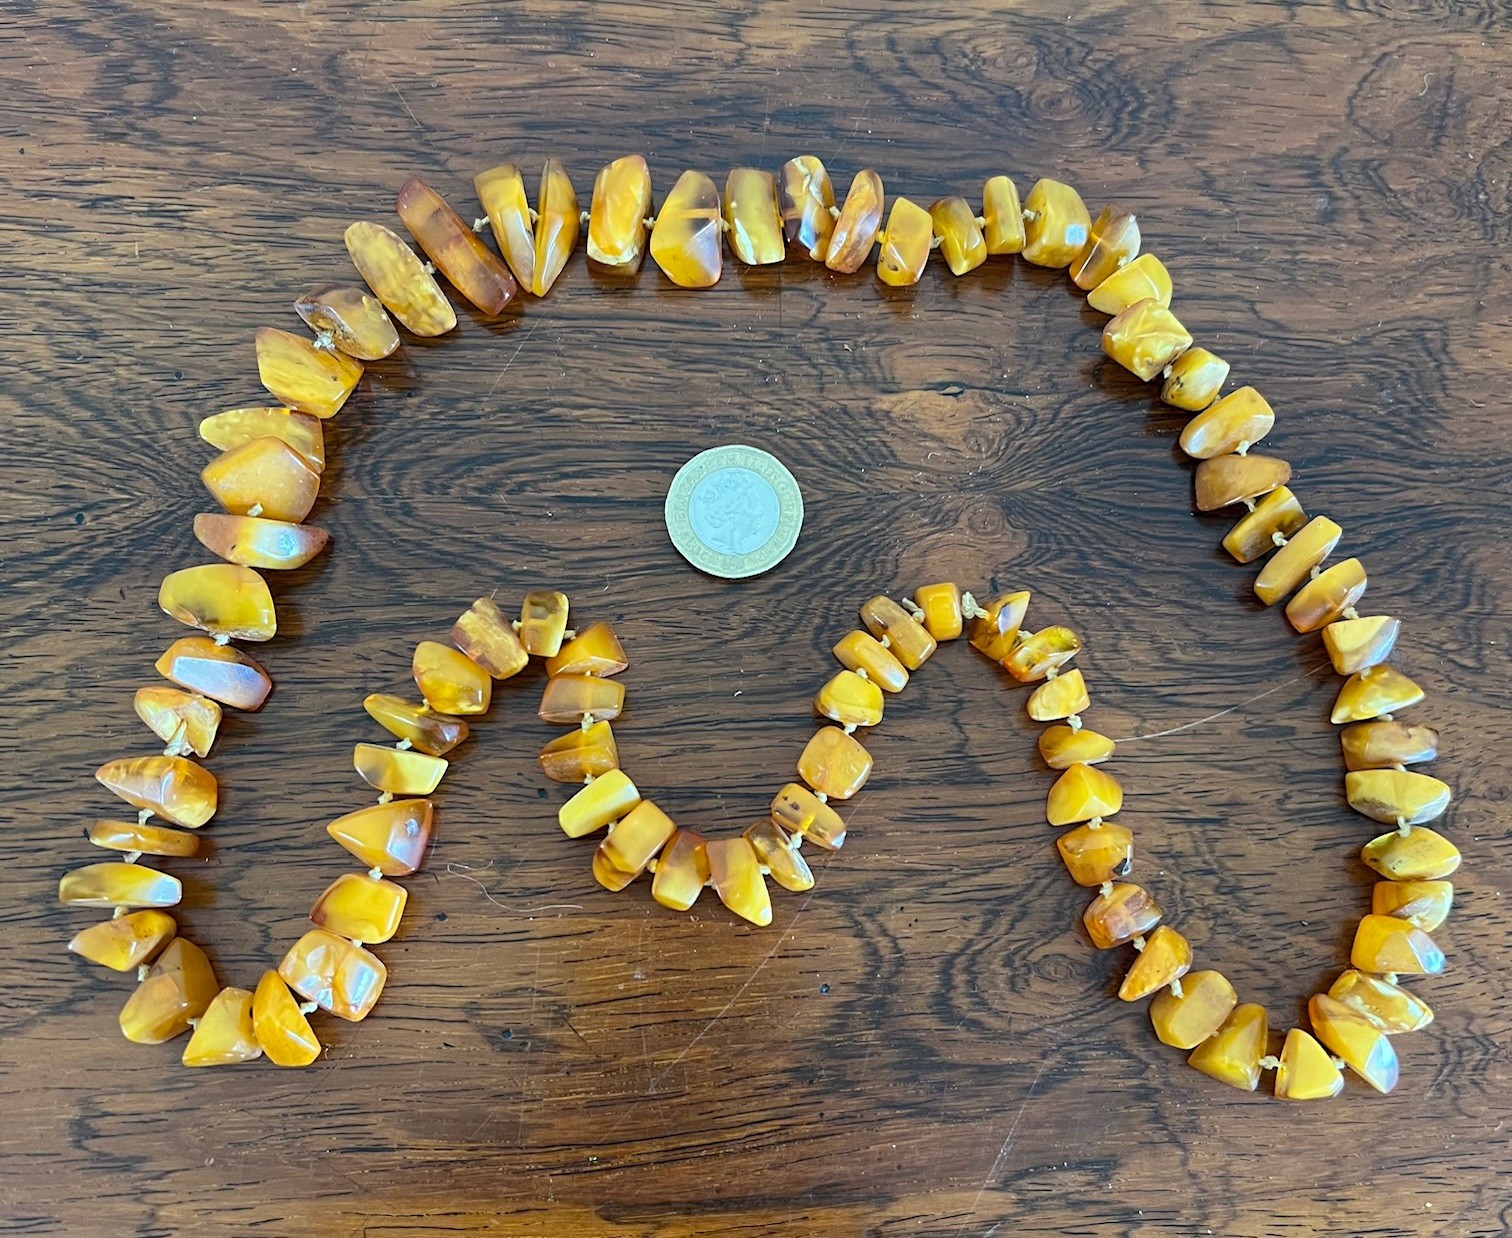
[914, 582, 963, 641]
[876, 197, 933, 287]
[353, 744, 447, 796]
[87, 818, 200, 858]
[652, 828, 710, 911]
[860, 595, 937, 669]
[279, 928, 387, 1021]
[981, 175, 1025, 254]
[1161, 347, 1230, 412]
[1309, 993, 1398, 1093]
[1070, 207, 1140, 290]
[520, 590, 570, 657]
[1188, 1003, 1267, 1092]
[546, 621, 628, 678]
[778, 155, 836, 260]
[1362, 826, 1460, 880]
[159, 563, 277, 642]
[1347, 769, 1450, 827]
[798, 726, 873, 800]
[474, 161, 535, 286]
[968, 590, 1031, 661]
[311, 872, 408, 944]
[1180, 387, 1275, 460]
[396, 175, 517, 314]
[1039, 725, 1116, 770]
[294, 283, 399, 360]
[559, 769, 640, 839]
[120, 937, 218, 1044]
[586, 155, 652, 271]
[1286, 558, 1366, 632]
[723, 167, 784, 266]
[1331, 664, 1423, 724]
[194, 513, 329, 572]
[1254, 517, 1342, 605]
[201, 436, 320, 524]
[134, 685, 221, 758]
[255, 327, 363, 418]
[326, 799, 433, 876]
[364, 694, 468, 757]
[344, 220, 456, 336]
[772, 783, 846, 850]
[1150, 969, 1237, 1049]
[183, 987, 261, 1067]
[602, 800, 676, 876]
[707, 837, 773, 927]
[1323, 615, 1401, 676]
[156, 637, 272, 711]
[532, 158, 580, 296]
[1372, 878, 1453, 932]
[1087, 253, 1171, 314]
[1027, 670, 1089, 722]
[592, 845, 637, 892]
[1194, 454, 1292, 512]
[1055, 821, 1134, 886]
[816, 670, 884, 728]
[1351, 914, 1444, 974]
[1222, 486, 1307, 563]
[833, 630, 908, 693]
[253, 970, 320, 1067]
[650, 170, 722, 288]
[539, 721, 619, 783]
[60, 862, 181, 909]
[1274, 1027, 1343, 1100]
[929, 196, 987, 276]
[1329, 969, 1434, 1033]
[1119, 924, 1191, 1000]
[1102, 298, 1192, 381]
[97, 755, 217, 828]
[200, 407, 325, 471]
[450, 597, 529, 680]
[1083, 882, 1161, 949]
[825, 169, 884, 274]
[1004, 626, 1080, 682]
[1021, 178, 1091, 268]
[1047, 762, 1122, 826]
[413, 640, 492, 715]
[745, 819, 814, 893]
[68, 909, 176, 972]
[540, 673, 624, 723]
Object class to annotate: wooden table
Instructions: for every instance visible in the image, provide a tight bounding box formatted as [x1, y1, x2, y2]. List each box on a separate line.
[6, 2, 1509, 1233]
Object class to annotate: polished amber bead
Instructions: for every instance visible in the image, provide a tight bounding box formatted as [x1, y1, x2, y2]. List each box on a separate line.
[255, 327, 363, 418]
[364, 693, 468, 757]
[201, 436, 320, 524]
[592, 846, 638, 892]
[353, 743, 447, 796]
[1161, 347, 1230, 412]
[778, 155, 836, 261]
[532, 158, 580, 296]
[252, 970, 320, 1067]
[68, 909, 176, 972]
[539, 720, 619, 783]
[1194, 454, 1292, 512]
[559, 769, 639, 838]
[1346, 769, 1450, 826]
[1309, 993, 1398, 1093]
[876, 197, 932, 287]
[413, 640, 491, 715]
[546, 621, 628, 678]
[797, 726, 872, 800]
[1102, 298, 1192, 381]
[650, 170, 722, 288]
[159, 563, 277, 642]
[913, 582, 963, 641]
[723, 167, 785, 266]
[311, 872, 408, 944]
[1322, 615, 1400, 676]
[1188, 1003, 1267, 1091]
[860, 595, 936, 669]
[1055, 820, 1134, 886]
[194, 513, 329, 572]
[586, 155, 652, 271]
[1047, 762, 1122, 826]
[1331, 664, 1423, 724]
[824, 169, 884, 274]
[815, 669, 884, 729]
[1021, 178, 1091, 268]
[981, 175, 1025, 254]
[183, 987, 261, 1067]
[601, 800, 676, 876]
[344, 220, 456, 336]
[1004, 626, 1080, 683]
[1027, 669, 1089, 722]
[1083, 882, 1161, 949]
[707, 837, 773, 927]
[1222, 486, 1306, 563]
[448, 597, 528, 680]
[294, 283, 399, 361]
[199, 407, 325, 471]
[1350, 914, 1444, 974]
[771, 783, 846, 850]
[1039, 725, 1116, 770]
[745, 819, 814, 893]
[652, 828, 710, 911]
[1070, 207, 1140, 290]
[120, 937, 218, 1044]
[97, 755, 217, 828]
[87, 818, 200, 858]
[1329, 969, 1434, 1033]
[1178, 387, 1274, 460]
[1087, 253, 1171, 314]
[279, 928, 387, 1021]
[832, 630, 908, 693]
[1254, 517, 1342, 605]
[929, 196, 986, 276]
[1372, 878, 1453, 932]
[1274, 1027, 1343, 1100]
[156, 637, 272, 711]
[60, 862, 181, 909]
[520, 590, 570, 657]
[1362, 826, 1459, 880]
[968, 590, 1031, 661]
[134, 685, 221, 758]
[540, 673, 624, 723]
[326, 798, 433, 876]
[1118, 924, 1191, 1000]
[396, 175, 517, 314]
[1150, 969, 1237, 1049]
[474, 161, 536, 286]
[1286, 558, 1366, 632]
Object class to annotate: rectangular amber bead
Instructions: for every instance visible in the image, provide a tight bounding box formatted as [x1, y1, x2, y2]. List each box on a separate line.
[876, 197, 932, 287]
[539, 673, 624, 723]
[778, 155, 835, 261]
[832, 630, 908, 692]
[723, 167, 785, 266]
[859, 595, 936, 669]
[1222, 486, 1306, 563]
[254, 327, 363, 419]
[353, 743, 447, 795]
[279, 928, 387, 1021]
[797, 726, 872, 800]
[707, 837, 772, 926]
[771, 783, 846, 849]
[539, 720, 619, 783]
[344, 220, 456, 337]
[310, 872, 407, 944]
[929, 196, 987, 276]
[519, 590, 570, 657]
[559, 769, 639, 838]
[586, 155, 652, 271]
[913, 582, 962, 640]
[651, 828, 710, 911]
[1102, 299, 1191, 381]
[396, 175, 517, 314]
[981, 175, 1024, 255]
[601, 800, 676, 876]
[1285, 558, 1366, 632]
[451, 597, 529, 680]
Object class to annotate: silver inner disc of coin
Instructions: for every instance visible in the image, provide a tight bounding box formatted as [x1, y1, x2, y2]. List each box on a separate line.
[665, 444, 803, 579]
[688, 467, 781, 556]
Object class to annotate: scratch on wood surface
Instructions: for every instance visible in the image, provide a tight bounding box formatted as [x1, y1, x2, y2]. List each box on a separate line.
[952, 1054, 1052, 1237]
[482, 320, 541, 405]
[1113, 662, 1332, 744]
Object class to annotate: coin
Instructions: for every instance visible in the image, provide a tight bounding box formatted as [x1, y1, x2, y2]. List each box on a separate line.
[664, 445, 804, 579]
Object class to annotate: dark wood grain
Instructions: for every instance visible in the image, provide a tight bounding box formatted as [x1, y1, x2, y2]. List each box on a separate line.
[3, 1, 1510, 1234]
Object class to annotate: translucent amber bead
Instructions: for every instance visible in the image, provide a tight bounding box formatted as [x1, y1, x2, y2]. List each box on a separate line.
[279, 928, 386, 1022]
[1346, 769, 1450, 826]
[1055, 820, 1134, 886]
[652, 828, 710, 911]
[1350, 914, 1444, 974]
[815, 670, 884, 729]
[592, 846, 637, 892]
[474, 162, 536, 287]
[1222, 486, 1306, 563]
[778, 155, 836, 261]
[344, 220, 456, 336]
[824, 169, 884, 274]
[707, 837, 772, 926]
[532, 158, 580, 296]
[1161, 347, 1229, 412]
[546, 621, 628, 678]
[326, 798, 433, 876]
[396, 175, 517, 314]
[96, 755, 217, 828]
[254, 327, 363, 419]
[199, 407, 324, 471]
[183, 987, 261, 1067]
[134, 686, 221, 758]
[294, 283, 399, 360]
[1372, 878, 1453, 932]
[450, 597, 528, 680]
[876, 197, 932, 287]
[832, 630, 908, 693]
[194, 513, 330, 572]
[68, 909, 176, 971]
[1188, 1003, 1267, 1092]
[158, 563, 277, 642]
[559, 769, 639, 838]
[1087, 253, 1171, 315]
[650, 170, 722, 288]
[968, 590, 1031, 661]
[413, 640, 491, 715]
[1039, 725, 1116, 770]
[156, 637, 272, 711]
[1286, 558, 1366, 633]
[520, 590, 570, 657]
[1021, 178, 1091, 268]
[771, 783, 846, 850]
[1118, 924, 1190, 1000]
[311, 872, 408, 944]
[252, 970, 320, 1067]
[539, 721, 619, 783]
[1178, 387, 1275, 460]
[120, 937, 218, 1044]
[1362, 826, 1460, 880]
[913, 582, 963, 641]
[1027, 669, 1089, 722]
[353, 743, 447, 796]
[201, 436, 320, 523]
[1194, 454, 1292, 512]
[586, 154, 652, 271]
[1331, 664, 1423, 724]
[860, 595, 936, 670]
[981, 175, 1024, 255]
[1004, 626, 1080, 683]
[929, 196, 986, 276]
[87, 818, 200, 858]
[364, 694, 468, 757]
[723, 167, 785, 266]
[1322, 615, 1401, 676]
[601, 800, 676, 876]
[1308, 993, 1398, 1093]
[60, 862, 180, 909]
[1274, 1027, 1343, 1100]
[1328, 969, 1434, 1033]
[1070, 207, 1140, 290]
[1150, 970, 1237, 1049]
[1047, 762, 1122, 826]
[797, 726, 872, 800]
[1083, 882, 1161, 949]
[1254, 517, 1342, 605]
[540, 673, 624, 724]
[745, 819, 814, 893]
[1102, 298, 1192, 382]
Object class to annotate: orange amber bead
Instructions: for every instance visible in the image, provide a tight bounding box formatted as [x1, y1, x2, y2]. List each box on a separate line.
[652, 828, 711, 911]
[1119, 924, 1191, 1001]
[968, 590, 1031, 661]
[539, 673, 624, 724]
[1308, 993, 1399, 1093]
[771, 783, 846, 850]
[559, 769, 639, 838]
[832, 630, 908, 693]
[825, 170, 884, 274]
[310, 872, 408, 944]
[1371, 878, 1453, 932]
[120, 937, 219, 1044]
[1322, 615, 1401, 676]
[353, 744, 447, 796]
[199, 407, 325, 471]
[1004, 626, 1080, 682]
[532, 158, 580, 296]
[815, 670, 884, 728]
[294, 283, 399, 360]
[201, 436, 320, 524]
[1021, 178, 1091, 268]
[1161, 347, 1229, 412]
[1341, 720, 1438, 772]
[1083, 882, 1161, 949]
[1087, 253, 1171, 315]
[592, 846, 638, 892]
[450, 597, 529, 680]
[520, 590, 570, 657]
[344, 220, 456, 336]
[96, 755, 217, 828]
[326, 798, 433, 876]
[860, 595, 937, 669]
[1275, 1027, 1343, 1100]
[707, 837, 773, 926]
[1026, 669, 1089, 722]
[1070, 206, 1140, 290]
[158, 563, 277, 642]
[363, 693, 468, 757]
[182, 987, 261, 1068]
[1285, 558, 1366, 633]
[68, 909, 176, 972]
[797, 726, 873, 800]
[133, 685, 221, 757]
[723, 167, 785, 266]
[745, 819, 814, 893]
[1331, 664, 1424, 725]
[474, 162, 536, 287]
[1361, 825, 1459, 879]
[1188, 1003, 1268, 1092]
[981, 175, 1025, 254]
[1253, 515, 1342, 606]
[1102, 298, 1192, 381]
[194, 513, 329, 572]
[913, 582, 963, 641]
[539, 720, 619, 783]
[396, 175, 517, 314]
[586, 154, 652, 271]
[254, 327, 363, 418]
[1039, 725, 1116, 769]
[155, 637, 271, 711]
[87, 818, 200, 858]
[601, 800, 676, 876]
[1150, 969, 1237, 1049]
[252, 970, 321, 1067]
[1055, 821, 1133, 886]
[413, 640, 491, 715]
[1350, 914, 1444, 974]
[546, 621, 628, 677]
[778, 155, 836, 261]
[876, 197, 933, 287]
[1328, 968, 1434, 1033]
[279, 929, 387, 1022]
[1194, 454, 1293, 512]
[1179, 387, 1274, 460]
[1222, 486, 1306, 563]
[1046, 762, 1122, 826]
[59, 862, 180, 909]
[929, 195, 986, 276]
[650, 170, 722, 289]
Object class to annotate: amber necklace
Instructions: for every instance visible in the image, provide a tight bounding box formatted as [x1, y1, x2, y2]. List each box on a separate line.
[61, 157, 1455, 1100]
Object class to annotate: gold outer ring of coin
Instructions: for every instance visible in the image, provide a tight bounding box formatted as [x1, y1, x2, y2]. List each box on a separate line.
[664, 444, 804, 580]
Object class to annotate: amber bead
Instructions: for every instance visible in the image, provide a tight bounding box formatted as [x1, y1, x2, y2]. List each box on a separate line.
[1150, 969, 1237, 1049]
[1350, 914, 1444, 975]
[824, 169, 884, 274]
[559, 769, 640, 839]
[1274, 1027, 1343, 1100]
[1047, 762, 1123, 826]
[546, 621, 628, 678]
[531, 158, 580, 296]
[199, 407, 324, 471]
[1286, 558, 1366, 632]
[832, 630, 908, 693]
[816, 670, 884, 729]
[1188, 1002, 1267, 1092]
[707, 837, 773, 927]
[592, 846, 638, 892]
[252, 970, 321, 1067]
[1348, 769, 1451, 827]
[447, 597, 527, 680]
[601, 800, 676, 876]
[1027, 669, 1090, 722]
[798, 726, 873, 800]
[913, 582, 963, 641]
[326, 798, 433, 876]
[344, 220, 456, 336]
[1222, 486, 1306, 563]
[310, 872, 408, 944]
[1194, 454, 1292, 512]
[68, 909, 176, 972]
[59, 862, 181, 909]
[134, 685, 221, 758]
[860, 596, 936, 670]
[652, 828, 710, 912]
[279, 928, 387, 1022]
[520, 590, 570, 657]
[875, 197, 933, 287]
[1004, 626, 1080, 683]
[1372, 878, 1453, 932]
[968, 590, 1031, 661]
[364, 693, 468, 757]
[194, 513, 329, 572]
[1331, 664, 1423, 724]
[1329, 969, 1434, 1034]
[929, 196, 987, 276]
[1102, 298, 1192, 382]
[396, 175, 517, 314]
[586, 155, 652, 271]
[540, 673, 624, 724]
[1322, 615, 1401, 676]
[1087, 253, 1171, 315]
[1254, 517, 1342, 605]
[981, 175, 1025, 255]
[1039, 725, 1116, 770]
[1055, 820, 1134, 886]
[771, 783, 846, 850]
[120, 937, 218, 1044]
[1083, 882, 1161, 949]
[745, 819, 814, 893]
[156, 637, 271, 711]
[1161, 347, 1230, 412]
[353, 743, 447, 796]
[1362, 826, 1459, 880]
[87, 818, 200, 858]
[539, 720, 619, 783]
[294, 283, 399, 361]
[183, 987, 261, 1068]
[1308, 993, 1398, 1093]
[650, 170, 722, 288]
[778, 155, 836, 260]
[1021, 178, 1091, 268]
[1119, 924, 1191, 1000]
[722, 167, 784, 266]
[1070, 207, 1140, 290]
[97, 755, 217, 828]
[201, 436, 320, 523]
[1179, 387, 1275, 461]
[254, 327, 363, 419]
[159, 563, 276, 642]
[474, 162, 536, 286]
[413, 640, 491, 715]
